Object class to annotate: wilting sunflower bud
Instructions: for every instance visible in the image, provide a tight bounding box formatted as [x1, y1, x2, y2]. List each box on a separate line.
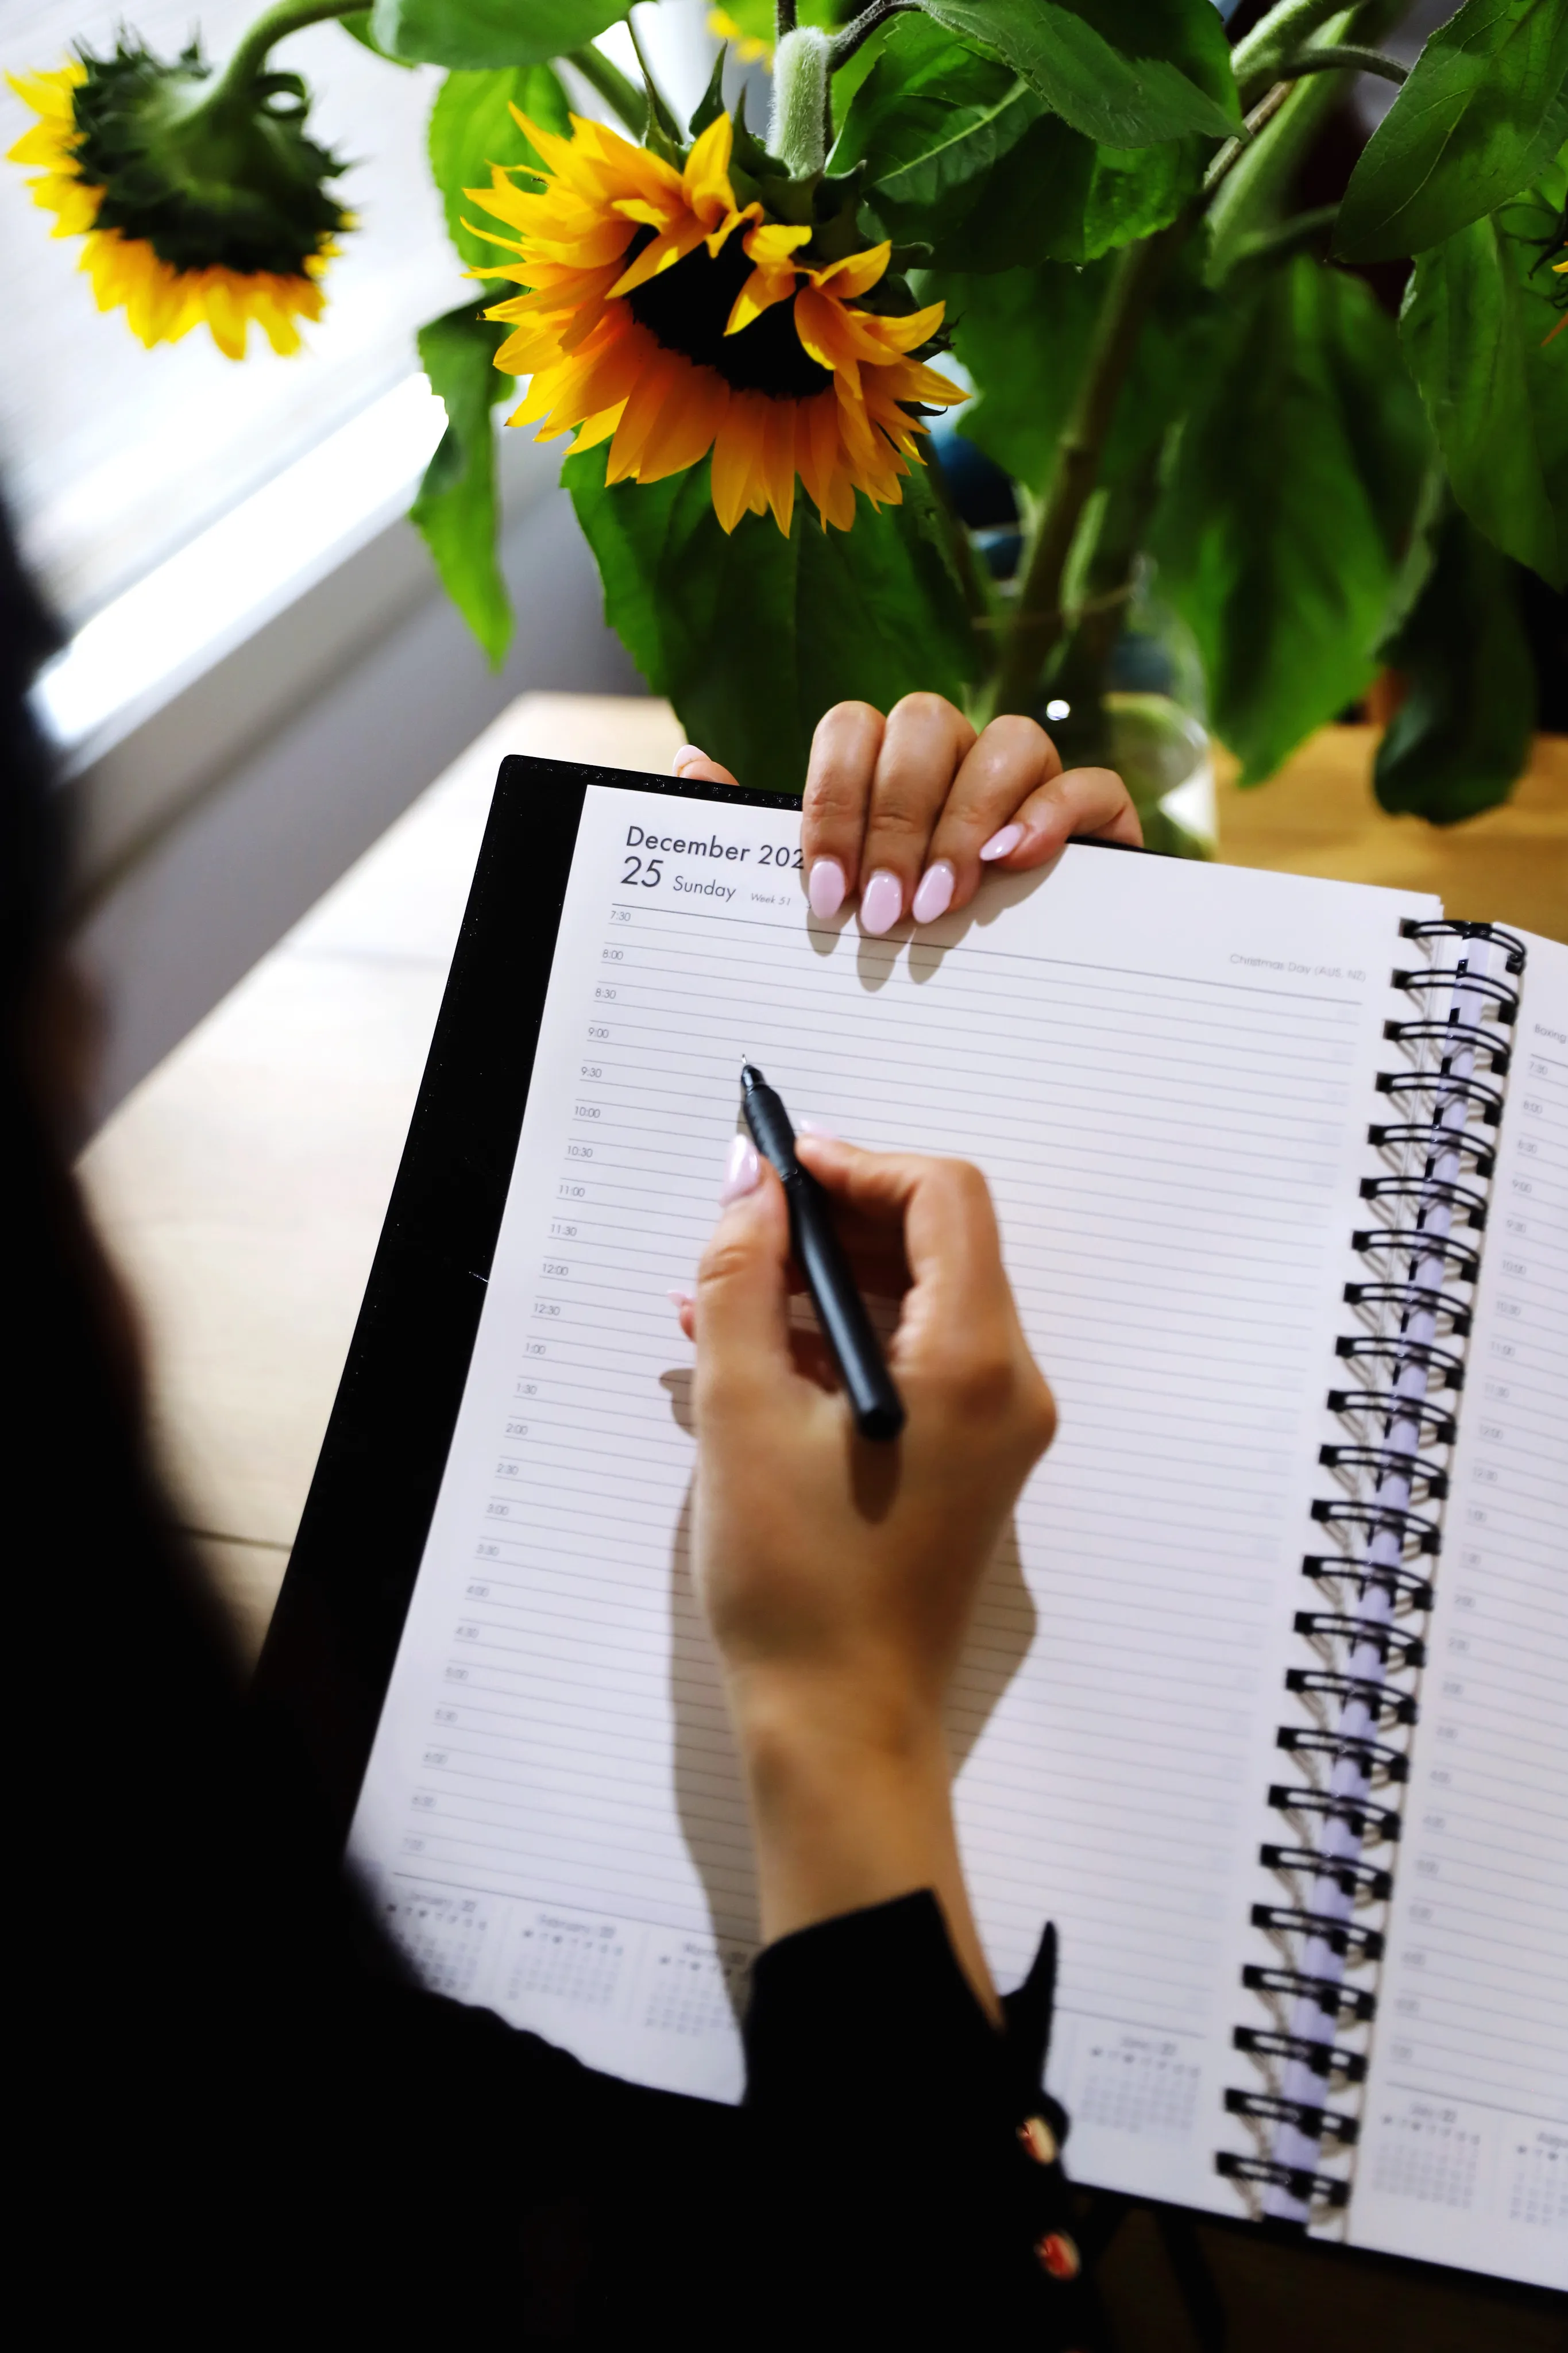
[7, 38, 349, 359]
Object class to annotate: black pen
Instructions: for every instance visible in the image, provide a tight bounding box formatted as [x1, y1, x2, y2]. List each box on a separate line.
[739, 1062, 905, 1443]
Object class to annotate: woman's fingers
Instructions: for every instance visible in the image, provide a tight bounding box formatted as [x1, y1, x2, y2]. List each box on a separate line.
[977, 762, 1142, 868]
[692, 1149, 799, 1421]
[800, 702, 885, 917]
[855, 693, 978, 934]
[675, 712, 1140, 939]
[793, 1135, 1015, 1364]
[920, 715, 1061, 914]
[673, 745, 739, 788]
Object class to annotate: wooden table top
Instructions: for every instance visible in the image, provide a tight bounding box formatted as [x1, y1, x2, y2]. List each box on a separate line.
[76, 696, 1567, 1658]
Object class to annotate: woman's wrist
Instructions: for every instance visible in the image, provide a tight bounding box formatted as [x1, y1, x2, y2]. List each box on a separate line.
[727, 1668, 1001, 2020]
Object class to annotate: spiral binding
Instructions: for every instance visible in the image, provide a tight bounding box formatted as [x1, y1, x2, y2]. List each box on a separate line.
[1216, 919, 1528, 2229]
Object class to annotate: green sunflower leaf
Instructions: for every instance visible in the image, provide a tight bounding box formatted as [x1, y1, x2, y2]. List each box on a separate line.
[565, 444, 978, 796]
[1334, 0, 1568, 263]
[1399, 164, 1568, 591]
[1151, 257, 1428, 785]
[1373, 502, 1536, 824]
[830, 16, 1043, 236]
[925, 112, 1200, 270]
[411, 303, 515, 668]
[428, 62, 571, 277]
[340, 11, 414, 64]
[938, 262, 1105, 488]
[838, 15, 1198, 268]
[372, 0, 624, 71]
[921, 0, 1242, 148]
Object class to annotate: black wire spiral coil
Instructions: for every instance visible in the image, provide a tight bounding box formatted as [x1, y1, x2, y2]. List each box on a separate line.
[1216, 919, 1528, 2221]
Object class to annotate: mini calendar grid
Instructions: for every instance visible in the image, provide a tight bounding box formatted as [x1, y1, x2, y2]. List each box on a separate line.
[1508, 2141, 1566, 2232]
[381, 1890, 497, 2001]
[1367, 2111, 1481, 2212]
[505, 1917, 628, 2011]
[642, 1943, 752, 2039]
[1077, 2039, 1202, 2140]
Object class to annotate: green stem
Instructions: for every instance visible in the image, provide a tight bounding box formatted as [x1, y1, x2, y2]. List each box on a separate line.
[1231, 0, 1365, 101]
[991, 219, 1188, 720]
[771, 28, 831, 176]
[1206, 70, 1342, 275]
[566, 43, 647, 136]
[1207, 0, 1406, 274]
[208, 0, 360, 105]
[829, 1, 922, 71]
[1277, 43, 1408, 82]
[1202, 75, 1297, 199]
[1233, 0, 1416, 101]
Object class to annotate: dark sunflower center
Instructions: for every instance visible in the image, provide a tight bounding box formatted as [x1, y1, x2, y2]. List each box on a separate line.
[624, 225, 832, 400]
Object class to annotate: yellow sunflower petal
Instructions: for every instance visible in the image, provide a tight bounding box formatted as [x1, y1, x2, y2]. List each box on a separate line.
[9, 121, 74, 167]
[608, 210, 710, 298]
[569, 402, 627, 452]
[711, 394, 768, 534]
[46, 177, 102, 234]
[795, 391, 838, 527]
[682, 111, 737, 223]
[725, 262, 797, 337]
[807, 241, 891, 302]
[759, 399, 797, 536]
[862, 298, 948, 356]
[504, 105, 583, 184]
[725, 221, 813, 334]
[704, 198, 760, 259]
[605, 346, 686, 481]
[895, 356, 965, 398]
[205, 276, 250, 359]
[5, 64, 84, 118]
[793, 286, 869, 394]
[633, 358, 729, 485]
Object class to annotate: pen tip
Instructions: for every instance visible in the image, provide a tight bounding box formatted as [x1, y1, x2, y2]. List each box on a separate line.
[740, 1059, 763, 1089]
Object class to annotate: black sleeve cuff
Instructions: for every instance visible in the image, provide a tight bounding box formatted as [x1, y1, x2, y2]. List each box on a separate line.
[741, 1893, 1090, 2340]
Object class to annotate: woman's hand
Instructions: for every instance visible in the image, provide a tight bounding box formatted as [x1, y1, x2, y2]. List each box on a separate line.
[674, 691, 1141, 932]
[673, 1135, 1055, 2009]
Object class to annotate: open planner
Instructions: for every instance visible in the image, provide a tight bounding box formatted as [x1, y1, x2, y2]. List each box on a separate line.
[261, 757, 1566, 2292]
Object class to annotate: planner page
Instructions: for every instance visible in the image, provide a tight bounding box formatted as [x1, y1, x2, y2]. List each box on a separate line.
[348, 778, 1434, 2211]
[1353, 932, 1568, 2290]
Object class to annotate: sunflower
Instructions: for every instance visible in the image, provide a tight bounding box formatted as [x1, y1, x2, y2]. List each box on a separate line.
[470, 109, 964, 535]
[6, 47, 346, 360]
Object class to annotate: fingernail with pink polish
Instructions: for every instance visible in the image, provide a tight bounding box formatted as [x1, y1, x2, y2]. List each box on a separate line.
[912, 859, 955, 923]
[979, 822, 1025, 862]
[808, 857, 846, 919]
[720, 1135, 761, 1203]
[672, 743, 706, 774]
[860, 869, 903, 935]
[667, 1287, 695, 1311]
[796, 1117, 839, 1140]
